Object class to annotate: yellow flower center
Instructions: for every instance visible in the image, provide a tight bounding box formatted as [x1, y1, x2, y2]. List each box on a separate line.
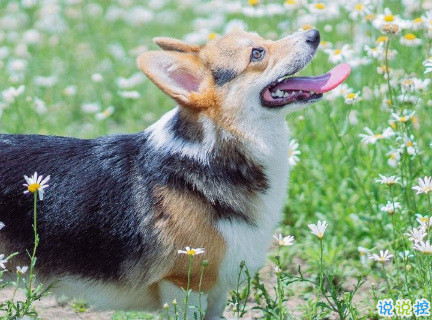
[407, 141, 413, 147]
[425, 187, 432, 193]
[400, 116, 407, 122]
[317, 232, 323, 238]
[285, 0, 296, 4]
[376, 36, 388, 43]
[404, 33, 417, 40]
[390, 154, 396, 159]
[346, 93, 356, 99]
[314, 3, 326, 9]
[334, 49, 342, 55]
[355, 3, 363, 11]
[28, 183, 40, 193]
[384, 14, 394, 22]
[248, 0, 259, 6]
[374, 134, 383, 139]
[421, 217, 429, 222]
[302, 24, 314, 30]
[413, 17, 423, 23]
[208, 33, 218, 40]
[186, 249, 196, 255]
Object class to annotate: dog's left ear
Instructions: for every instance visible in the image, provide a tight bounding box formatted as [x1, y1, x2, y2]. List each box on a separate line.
[153, 37, 201, 53]
[137, 50, 212, 108]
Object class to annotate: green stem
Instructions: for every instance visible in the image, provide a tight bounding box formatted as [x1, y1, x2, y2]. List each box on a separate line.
[381, 264, 393, 300]
[11, 275, 21, 302]
[198, 262, 207, 320]
[319, 239, 324, 293]
[384, 38, 394, 108]
[183, 255, 193, 320]
[325, 110, 377, 215]
[24, 191, 39, 313]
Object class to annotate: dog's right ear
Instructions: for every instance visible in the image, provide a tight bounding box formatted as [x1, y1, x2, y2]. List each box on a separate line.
[153, 37, 200, 53]
[137, 50, 208, 108]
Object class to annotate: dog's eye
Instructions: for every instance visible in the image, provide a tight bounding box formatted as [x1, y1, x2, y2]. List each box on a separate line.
[251, 47, 265, 62]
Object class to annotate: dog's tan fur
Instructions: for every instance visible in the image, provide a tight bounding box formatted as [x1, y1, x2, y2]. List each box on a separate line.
[154, 186, 226, 291]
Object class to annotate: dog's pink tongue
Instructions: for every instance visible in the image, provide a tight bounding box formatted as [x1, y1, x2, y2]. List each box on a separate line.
[278, 63, 351, 93]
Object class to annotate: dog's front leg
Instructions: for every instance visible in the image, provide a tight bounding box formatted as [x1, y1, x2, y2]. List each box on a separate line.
[203, 286, 227, 320]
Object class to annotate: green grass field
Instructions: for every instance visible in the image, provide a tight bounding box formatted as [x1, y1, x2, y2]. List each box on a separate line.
[1, 0, 432, 319]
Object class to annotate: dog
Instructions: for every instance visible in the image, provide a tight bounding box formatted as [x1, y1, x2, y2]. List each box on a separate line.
[0, 29, 349, 319]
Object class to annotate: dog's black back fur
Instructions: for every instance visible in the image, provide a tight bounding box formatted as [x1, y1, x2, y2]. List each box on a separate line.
[0, 133, 160, 281]
[0, 123, 268, 282]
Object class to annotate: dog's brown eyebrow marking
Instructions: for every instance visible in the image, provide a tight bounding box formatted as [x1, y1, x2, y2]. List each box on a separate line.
[212, 68, 237, 86]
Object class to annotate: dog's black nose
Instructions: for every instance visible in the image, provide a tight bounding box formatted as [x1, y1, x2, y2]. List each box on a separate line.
[305, 29, 320, 48]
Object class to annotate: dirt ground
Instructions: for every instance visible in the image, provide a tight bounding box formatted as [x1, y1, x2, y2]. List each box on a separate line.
[0, 260, 373, 320]
[0, 287, 114, 319]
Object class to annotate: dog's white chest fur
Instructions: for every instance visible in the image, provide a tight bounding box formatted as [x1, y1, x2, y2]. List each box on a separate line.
[217, 118, 290, 287]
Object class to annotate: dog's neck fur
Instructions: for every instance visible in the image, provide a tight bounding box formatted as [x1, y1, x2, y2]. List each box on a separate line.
[146, 106, 290, 226]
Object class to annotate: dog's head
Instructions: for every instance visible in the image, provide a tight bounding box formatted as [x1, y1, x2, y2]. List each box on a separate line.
[137, 30, 349, 124]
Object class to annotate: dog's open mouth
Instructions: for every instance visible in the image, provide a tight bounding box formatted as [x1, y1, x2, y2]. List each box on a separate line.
[260, 63, 351, 107]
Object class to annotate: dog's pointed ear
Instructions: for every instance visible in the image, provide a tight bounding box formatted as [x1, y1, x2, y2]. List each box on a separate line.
[153, 37, 200, 53]
[137, 50, 207, 107]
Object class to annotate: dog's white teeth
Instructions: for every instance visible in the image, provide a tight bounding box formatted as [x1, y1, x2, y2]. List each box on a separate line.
[310, 91, 315, 95]
[283, 92, 289, 98]
[299, 90, 303, 93]
[271, 91, 277, 98]
[275, 89, 284, 98]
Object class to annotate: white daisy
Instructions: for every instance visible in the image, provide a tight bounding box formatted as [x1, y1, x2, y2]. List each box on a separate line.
[414, 240, 432, 254]
[386, 148, 402, 168]
[400, 33, 422, 47]
[398, 251, 413, 260]
[0, 254, 8, 269]
[324, 45, 353, 64]
[416, 214, 432, 230]
[274, 266, 282, 273]
[404, 227, 427, 243]
[288, 140, 301, 166]
[178, 246, 205, 256]
[390, 111, 415, 123]
[412, 176, 432, 194]
[424, 61, 432, 74]
[91, 73, 104, 83]
[23, 172, 50, 200]
[380, 201, 401, 215]
[400, 134, 419, 156]
[118, 90, 141, 99]
[368, 250, 394, 263]
[358, 127, 395, 145]
[364, 44, 385, 60]
[16, 266, 28, 275]
[308, 220, 328, 239]
[2, 85, 25, 104]
[273, 234, 295, 246]
[345, 1, 372, 20]
[344, 92, 360, 104]
[95, 106, 115, 121]
[375, 174, 402, 186]
[413, 78, 431, 92]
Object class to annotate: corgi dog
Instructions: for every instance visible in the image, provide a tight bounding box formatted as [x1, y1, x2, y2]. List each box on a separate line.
[0, 29, 349, 319]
